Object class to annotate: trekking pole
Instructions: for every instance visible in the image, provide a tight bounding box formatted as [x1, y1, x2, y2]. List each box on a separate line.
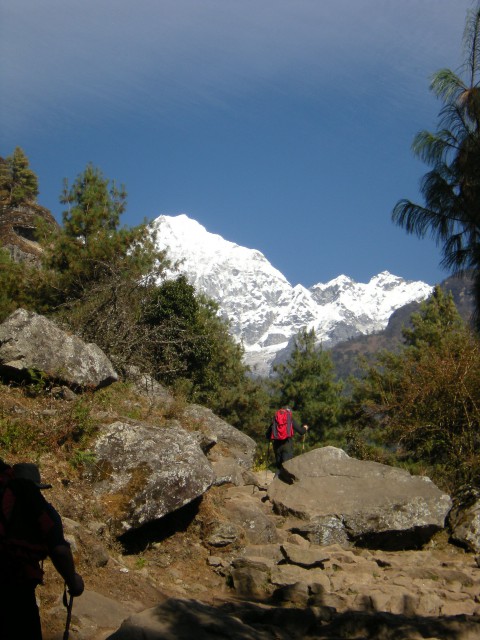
[265, 441, 271, 484]
[301, 425, 309, 453]
[63, 585, 74, 640]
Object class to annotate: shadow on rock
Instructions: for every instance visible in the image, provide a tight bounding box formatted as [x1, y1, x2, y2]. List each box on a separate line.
[105, 594, 480, 640]
[119, 497, 202, 554]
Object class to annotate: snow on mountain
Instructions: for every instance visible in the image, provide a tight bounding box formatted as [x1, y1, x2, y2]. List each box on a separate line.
[153, 214, 433, 375]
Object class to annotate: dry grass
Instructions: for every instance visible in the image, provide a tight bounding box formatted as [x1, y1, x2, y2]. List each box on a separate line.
[0, 379, 188, 469]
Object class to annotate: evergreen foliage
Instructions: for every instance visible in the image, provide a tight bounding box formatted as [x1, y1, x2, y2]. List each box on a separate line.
[143, 277, 217, 387]
[37, 163, 167, 308]
[271, 328, 344, 445]
[191, 297, 271, 434]
[401, 285, 465, 348]
[0, 249, 26, 322]
[0, 147, 39, 205]
[0, 158, 11, 203]
[348, 289, 480, 491]
[392, 4, 480, 330]
[145, 279, 271, 434]
[61, 163, 126, 242]
[0, 249, 41, 322]
[35, 164, 173, 374]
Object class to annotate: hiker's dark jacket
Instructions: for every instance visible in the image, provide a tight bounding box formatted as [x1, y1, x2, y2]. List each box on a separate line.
[0, 465, 68, 586]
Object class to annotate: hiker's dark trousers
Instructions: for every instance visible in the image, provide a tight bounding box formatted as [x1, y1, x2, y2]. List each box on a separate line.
[0, 584, 42, 640]
[273, 438, 294, 472]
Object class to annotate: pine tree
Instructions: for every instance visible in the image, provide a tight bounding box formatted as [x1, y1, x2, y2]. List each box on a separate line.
[272, 328, 343, 444]
[0, 249, 19, 321]
[402, 285, 465, 350]
[6, 147, 39, 205]
[143, 278, 270, 434]
[0, 249, 37, 321]
[0, 157, 11, 204]
[60, 163, 126, 245]
[142, 276, 211, 383]
[40, 163, 164, 305]
[392, 4, 480, 330]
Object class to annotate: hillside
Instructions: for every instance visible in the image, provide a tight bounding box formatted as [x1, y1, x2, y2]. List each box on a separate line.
[0, 381, 229, 638]
[0, 379, 478, 640]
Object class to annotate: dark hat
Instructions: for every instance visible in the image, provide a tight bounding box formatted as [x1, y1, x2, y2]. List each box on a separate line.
[12, 463, 52, 489]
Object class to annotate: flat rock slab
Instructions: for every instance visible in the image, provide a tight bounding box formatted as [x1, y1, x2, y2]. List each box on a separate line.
[69, 590, 138, 630]
[267, 446, 452, 549]
[46, 589, 140, 639]
[280, 543, 328, 568]
[106, 597, 273, 640]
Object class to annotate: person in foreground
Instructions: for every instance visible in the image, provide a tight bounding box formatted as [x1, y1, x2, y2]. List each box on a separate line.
[0, 460, 84, 640]
[267, 407, 308, 476]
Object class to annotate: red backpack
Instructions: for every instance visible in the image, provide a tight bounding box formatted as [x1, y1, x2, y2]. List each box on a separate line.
[271, 408, 294, 440]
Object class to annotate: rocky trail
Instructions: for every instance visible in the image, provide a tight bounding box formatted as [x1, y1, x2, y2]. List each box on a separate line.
[0, 309, 479, 639]
[39, 472, 480, 640]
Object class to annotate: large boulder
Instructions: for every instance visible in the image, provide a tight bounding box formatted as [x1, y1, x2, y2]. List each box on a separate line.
[183, 404, 257, 485]
[448, 486, 480, 553]
[92, 420, 216, 533]
[124, 366, 174, 407]
[0, 309, 118, 389]
[267, 447, 452, 549]
[183, 404, 256, 468]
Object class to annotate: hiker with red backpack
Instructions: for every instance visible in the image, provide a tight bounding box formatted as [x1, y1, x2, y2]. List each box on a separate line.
[0, 460, 84, 640]
[267, 407, 308, 476]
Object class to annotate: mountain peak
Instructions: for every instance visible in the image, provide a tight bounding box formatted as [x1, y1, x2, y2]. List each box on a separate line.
[153, 214, 433, 375]
[155, 214, 240, 254]
[312, 274, 355, 290]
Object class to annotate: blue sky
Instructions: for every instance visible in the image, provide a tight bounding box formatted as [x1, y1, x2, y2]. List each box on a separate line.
[0, 0, 474, 287]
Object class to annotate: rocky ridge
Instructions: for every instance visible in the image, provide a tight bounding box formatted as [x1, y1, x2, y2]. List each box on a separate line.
[329, 272, 476, 379]
[153, 214, 433, 375]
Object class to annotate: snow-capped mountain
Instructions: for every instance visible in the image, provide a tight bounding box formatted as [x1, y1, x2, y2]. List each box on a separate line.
[153, 214, 433, 375]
